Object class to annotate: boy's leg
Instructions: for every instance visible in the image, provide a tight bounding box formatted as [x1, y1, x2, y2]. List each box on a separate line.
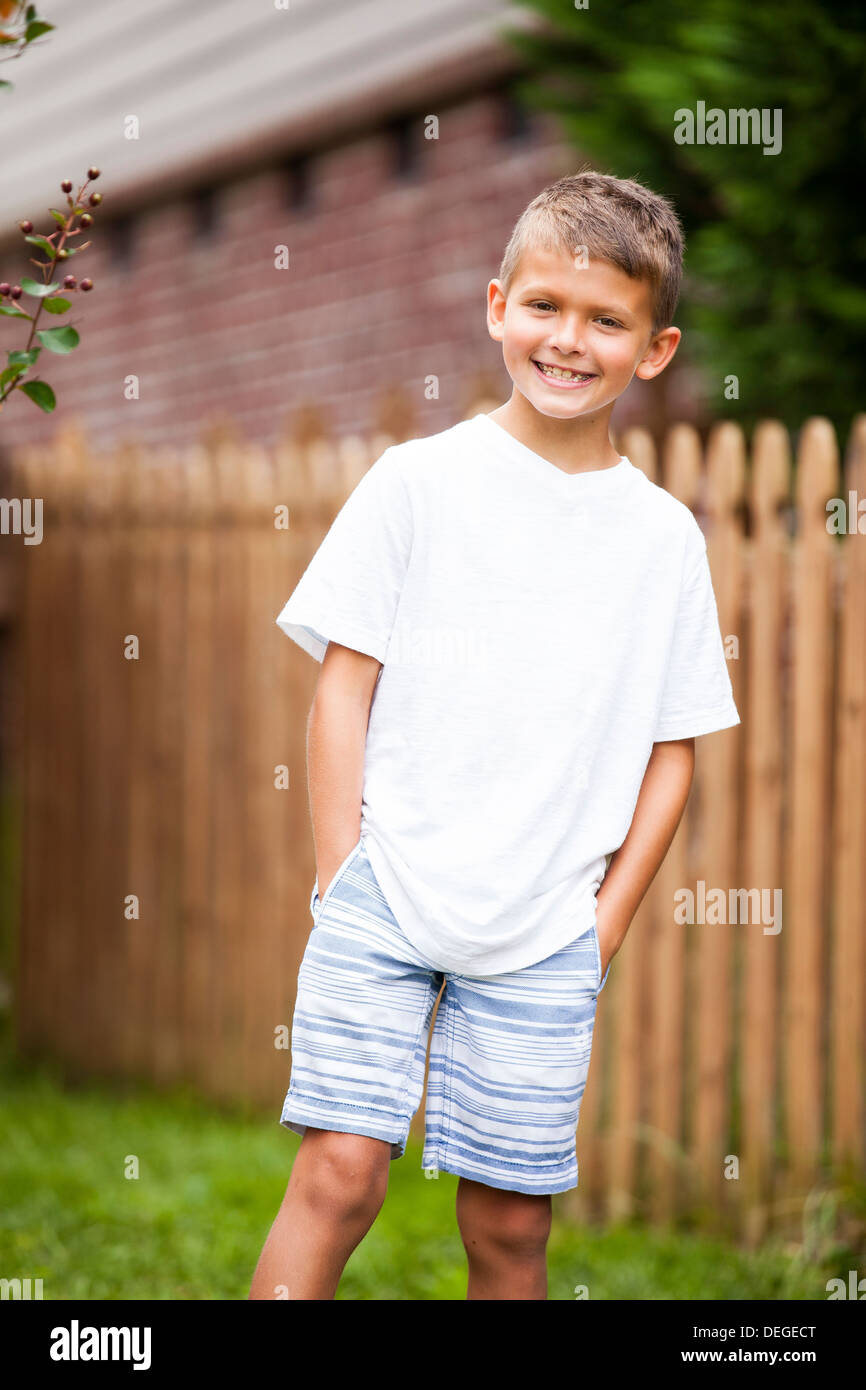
[254, 841, 441, 1299]
[423, 924, 608, 1300]
[456, 1177, 552, 1300]
[248, 1127, 391, 1300]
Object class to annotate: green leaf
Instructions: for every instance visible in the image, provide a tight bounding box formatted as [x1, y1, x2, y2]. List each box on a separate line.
[0, 364, 27, 389]
[18, 379, 56, 412]
[23, 234, 56, 256]
[20, 277, 61, 298]
[8, 348, 40, 366]
[0, 79, 13, 89]
[41, 296, 71, 315]
[35, 325, 79, 354]
[49, 209, 67, 226]
[0, 304, 32, 319]
[24, 21, 54, 42]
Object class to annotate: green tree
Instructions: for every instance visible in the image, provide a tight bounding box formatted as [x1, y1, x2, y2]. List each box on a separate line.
[501, 0, 866, 438]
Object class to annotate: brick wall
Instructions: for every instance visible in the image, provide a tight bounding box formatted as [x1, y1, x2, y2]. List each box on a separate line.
[1, 84, 700, 451]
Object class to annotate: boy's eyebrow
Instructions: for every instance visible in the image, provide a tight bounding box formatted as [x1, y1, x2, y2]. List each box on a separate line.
[519, 284, 637, 319]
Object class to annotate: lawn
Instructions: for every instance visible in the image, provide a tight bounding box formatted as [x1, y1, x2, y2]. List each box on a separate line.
[0, 1023, 849, 1301]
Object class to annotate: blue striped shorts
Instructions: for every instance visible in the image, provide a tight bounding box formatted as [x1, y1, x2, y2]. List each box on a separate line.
[280, 836, 611, 1195]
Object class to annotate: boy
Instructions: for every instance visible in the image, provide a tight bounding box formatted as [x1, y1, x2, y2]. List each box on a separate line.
[249, 171, 740, 1301]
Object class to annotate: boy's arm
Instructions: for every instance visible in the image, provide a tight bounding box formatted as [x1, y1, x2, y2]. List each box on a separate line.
[306, 641, 381, 902]
[594, 737, 695, 975]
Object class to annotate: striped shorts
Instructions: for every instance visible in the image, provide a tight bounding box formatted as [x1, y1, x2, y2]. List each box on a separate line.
[280, 836, 611, 1195]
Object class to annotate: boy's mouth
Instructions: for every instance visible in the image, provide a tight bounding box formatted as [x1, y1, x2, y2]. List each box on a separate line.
[531, 359, 597, 388]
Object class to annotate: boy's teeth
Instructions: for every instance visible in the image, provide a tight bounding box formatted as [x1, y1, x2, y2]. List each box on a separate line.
[536, 362, 591, 380]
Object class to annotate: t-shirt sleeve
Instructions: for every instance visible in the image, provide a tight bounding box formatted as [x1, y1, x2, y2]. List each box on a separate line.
[653, 516, 741, 741]
[275, 446, 412, 665]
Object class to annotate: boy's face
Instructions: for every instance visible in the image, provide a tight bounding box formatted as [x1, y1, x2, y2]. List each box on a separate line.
[486, 245, 681, 422]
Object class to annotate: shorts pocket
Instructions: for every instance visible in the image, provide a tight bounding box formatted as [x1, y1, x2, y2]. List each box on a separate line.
[311, 835, 364, 921]
[591, 918, 611, 996]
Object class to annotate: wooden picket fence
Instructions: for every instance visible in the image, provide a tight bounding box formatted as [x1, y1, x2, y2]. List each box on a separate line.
[6, 404, 866, 1240]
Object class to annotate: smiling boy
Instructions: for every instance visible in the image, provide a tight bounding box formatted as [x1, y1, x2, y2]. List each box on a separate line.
[249, 171, 739, 1301]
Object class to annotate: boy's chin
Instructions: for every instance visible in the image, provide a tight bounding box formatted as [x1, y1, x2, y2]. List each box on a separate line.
[521, 387, 600, 419]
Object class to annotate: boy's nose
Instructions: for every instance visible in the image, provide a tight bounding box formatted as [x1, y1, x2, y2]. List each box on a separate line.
[546, 327, 587, 357]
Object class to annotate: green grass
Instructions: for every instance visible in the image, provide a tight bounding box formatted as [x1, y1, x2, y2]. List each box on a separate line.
[0, 1028, 858, 1300]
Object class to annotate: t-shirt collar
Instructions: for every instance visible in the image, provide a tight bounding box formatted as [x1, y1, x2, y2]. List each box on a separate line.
[469, 411, 634, 499]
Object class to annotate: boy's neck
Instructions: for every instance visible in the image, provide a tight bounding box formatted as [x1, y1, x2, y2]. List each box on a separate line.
[487, 394, 622, 476]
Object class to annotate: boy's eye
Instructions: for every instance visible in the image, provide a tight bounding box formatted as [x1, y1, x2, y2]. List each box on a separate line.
[528, 302, 623, 328]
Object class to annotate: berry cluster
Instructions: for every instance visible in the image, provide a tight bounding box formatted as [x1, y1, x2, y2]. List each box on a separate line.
[0, 168, 103, 414]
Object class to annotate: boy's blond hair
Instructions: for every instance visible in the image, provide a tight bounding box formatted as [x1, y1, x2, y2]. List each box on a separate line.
[498, 170, 684, 336]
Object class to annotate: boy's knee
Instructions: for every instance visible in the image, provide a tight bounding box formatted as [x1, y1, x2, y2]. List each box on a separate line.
[458, 1188, 551, 1259]
[292, 1129, 390, 1222]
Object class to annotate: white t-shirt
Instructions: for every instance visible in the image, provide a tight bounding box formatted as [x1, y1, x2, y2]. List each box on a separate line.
[276, 412, 740, 976]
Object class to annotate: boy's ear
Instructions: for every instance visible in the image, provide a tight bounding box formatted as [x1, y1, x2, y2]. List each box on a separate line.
[635, 325, 681, 381]
[486, 279, 507, 342]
